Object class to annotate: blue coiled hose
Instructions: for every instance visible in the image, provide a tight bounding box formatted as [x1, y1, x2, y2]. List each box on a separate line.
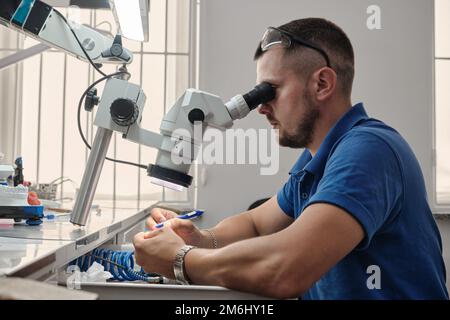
[71, 248, 162, 283]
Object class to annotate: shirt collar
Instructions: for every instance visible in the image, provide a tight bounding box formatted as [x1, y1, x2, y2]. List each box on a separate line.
[290, 103, 369, 176]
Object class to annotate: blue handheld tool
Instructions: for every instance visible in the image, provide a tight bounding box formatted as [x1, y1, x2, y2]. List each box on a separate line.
[154, 210, 204, 229]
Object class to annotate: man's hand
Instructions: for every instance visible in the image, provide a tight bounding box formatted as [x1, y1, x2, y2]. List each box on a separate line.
[146, 208, 209, 247]
[133, 226, 186, 278]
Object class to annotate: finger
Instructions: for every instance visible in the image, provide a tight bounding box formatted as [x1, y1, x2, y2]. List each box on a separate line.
[150, 208, 168, 223]
[133, 232, 146, 247]
[164, 225, 185, 242]
[143, 228, 163, 239]
[146, 208, 171, 229]
[158, 208, 180, 220]
[169, 218, 194, 232]
[145, 216, 158, 230]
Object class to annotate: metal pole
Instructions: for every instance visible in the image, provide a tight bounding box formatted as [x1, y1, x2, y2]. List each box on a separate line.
[0, 44, 50, 71]
[70, 127, 113, 226]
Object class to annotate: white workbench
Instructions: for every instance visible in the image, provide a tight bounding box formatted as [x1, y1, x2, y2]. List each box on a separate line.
[0, 200, 158, 279]
[0, 201, 268, 299]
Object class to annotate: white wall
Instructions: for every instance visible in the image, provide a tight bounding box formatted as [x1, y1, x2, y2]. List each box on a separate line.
[196, 0, 435, 224]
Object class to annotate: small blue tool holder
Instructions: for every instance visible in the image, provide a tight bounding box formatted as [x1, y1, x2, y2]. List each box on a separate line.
[0, 205, 44, 225]
[23, 205, 44, 225]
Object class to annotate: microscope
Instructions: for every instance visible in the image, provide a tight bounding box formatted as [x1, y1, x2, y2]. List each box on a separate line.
[0, 0, 275, 226]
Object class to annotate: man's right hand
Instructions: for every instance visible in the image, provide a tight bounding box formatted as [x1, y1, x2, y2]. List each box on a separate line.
[145, 208, 210, 248]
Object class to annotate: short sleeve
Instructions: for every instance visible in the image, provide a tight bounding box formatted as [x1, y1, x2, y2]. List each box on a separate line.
[277, 175, 296, 218]
[306, 131, 403, 250]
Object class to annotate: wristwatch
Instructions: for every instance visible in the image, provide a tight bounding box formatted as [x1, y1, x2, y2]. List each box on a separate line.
[173, 245, 196, 285]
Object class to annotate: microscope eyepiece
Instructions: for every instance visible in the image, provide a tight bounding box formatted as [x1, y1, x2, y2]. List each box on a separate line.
[243, 82, 276, 110]
[225, 82, 276, 120]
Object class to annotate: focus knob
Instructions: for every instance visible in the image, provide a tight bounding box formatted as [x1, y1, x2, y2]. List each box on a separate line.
[188, 108, 205, 124]
[85, 88, 99, 112]
[110, 98, 139, 127]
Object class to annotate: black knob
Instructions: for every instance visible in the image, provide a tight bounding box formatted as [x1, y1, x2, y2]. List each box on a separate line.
[110, 43, 124, 57]
[188, 108, 205, 124]
[110, 98, 139, 126]
[85, 88, 100, 112]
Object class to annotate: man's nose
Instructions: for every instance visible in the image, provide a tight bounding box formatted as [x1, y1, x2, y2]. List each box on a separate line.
[258, 104, 271, 115]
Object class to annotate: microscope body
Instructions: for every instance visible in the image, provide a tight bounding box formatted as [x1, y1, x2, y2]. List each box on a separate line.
[155, 89, 237, 178]
[71, 76, 275, 225]
[92, 78, 235, 168]
[71, 77, 242, 225]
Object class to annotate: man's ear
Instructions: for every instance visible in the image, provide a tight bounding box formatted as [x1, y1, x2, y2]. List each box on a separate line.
[312, 67, 337, 102]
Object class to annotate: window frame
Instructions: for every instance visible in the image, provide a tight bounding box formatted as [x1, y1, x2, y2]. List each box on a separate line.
[432, 0, 450, 213]
[2, 0, 199, 210]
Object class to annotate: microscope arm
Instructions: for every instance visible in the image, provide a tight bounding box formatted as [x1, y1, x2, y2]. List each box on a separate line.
[0, 0, 133, 65]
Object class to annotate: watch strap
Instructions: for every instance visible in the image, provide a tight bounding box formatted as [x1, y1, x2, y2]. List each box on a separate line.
[173, 245, 196, 285]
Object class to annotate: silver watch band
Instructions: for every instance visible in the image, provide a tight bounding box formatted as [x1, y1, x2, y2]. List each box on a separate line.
[173, 245, 196, 285]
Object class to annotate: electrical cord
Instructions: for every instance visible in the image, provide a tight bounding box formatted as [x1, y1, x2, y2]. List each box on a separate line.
[72, 248, 163, 283]
[77, 71, 147, 169]
[95, 21, 113, 35]
[54, 9, 147, 169]
[49, 176, 78, 189]
[53, 9, 107, 77]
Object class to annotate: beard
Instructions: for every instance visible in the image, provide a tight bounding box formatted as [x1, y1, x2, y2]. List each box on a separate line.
[277, 91, 320, 148]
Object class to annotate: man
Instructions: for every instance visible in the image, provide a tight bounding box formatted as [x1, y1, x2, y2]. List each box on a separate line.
[133, 18, 448, 299]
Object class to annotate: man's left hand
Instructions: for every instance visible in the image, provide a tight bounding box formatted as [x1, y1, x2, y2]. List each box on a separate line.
[133, 224, 186, 278]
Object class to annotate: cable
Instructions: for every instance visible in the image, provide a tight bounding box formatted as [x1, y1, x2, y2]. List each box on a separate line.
[49, 176, 77, 188]
[95, 21, 113, 35]
[71, 248, 163, 283]
[54, 9, 147, 169]
[53, 9, 107, 77]
[77, 71, 147, 169]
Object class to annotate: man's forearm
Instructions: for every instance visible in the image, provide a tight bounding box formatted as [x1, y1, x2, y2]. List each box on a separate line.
[200, 211, 259, 248]
[184, 232, 295, 298]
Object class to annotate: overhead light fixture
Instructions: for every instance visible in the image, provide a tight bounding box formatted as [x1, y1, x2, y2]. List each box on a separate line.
[42, 1, 150, 41]
[110, 0, 149, 42]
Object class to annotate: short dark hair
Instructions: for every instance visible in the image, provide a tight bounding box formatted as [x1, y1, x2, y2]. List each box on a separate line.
[254, 18, 355, 97]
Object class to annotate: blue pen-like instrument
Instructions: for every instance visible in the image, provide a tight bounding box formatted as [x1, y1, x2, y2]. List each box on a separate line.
[154, 210, 204, 229]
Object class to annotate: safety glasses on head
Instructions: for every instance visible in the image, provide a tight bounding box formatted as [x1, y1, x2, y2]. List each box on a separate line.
[260, 27, 332, 68]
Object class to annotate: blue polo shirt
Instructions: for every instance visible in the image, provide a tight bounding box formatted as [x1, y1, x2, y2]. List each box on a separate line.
[277, 103, 448, 300]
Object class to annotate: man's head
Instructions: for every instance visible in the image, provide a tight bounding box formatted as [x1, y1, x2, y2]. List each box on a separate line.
[255, 18, 354, 149]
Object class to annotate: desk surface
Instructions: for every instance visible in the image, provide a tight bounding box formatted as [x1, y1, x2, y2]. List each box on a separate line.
[0, 201, 269, 300]
[0, 200, 158, 278]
